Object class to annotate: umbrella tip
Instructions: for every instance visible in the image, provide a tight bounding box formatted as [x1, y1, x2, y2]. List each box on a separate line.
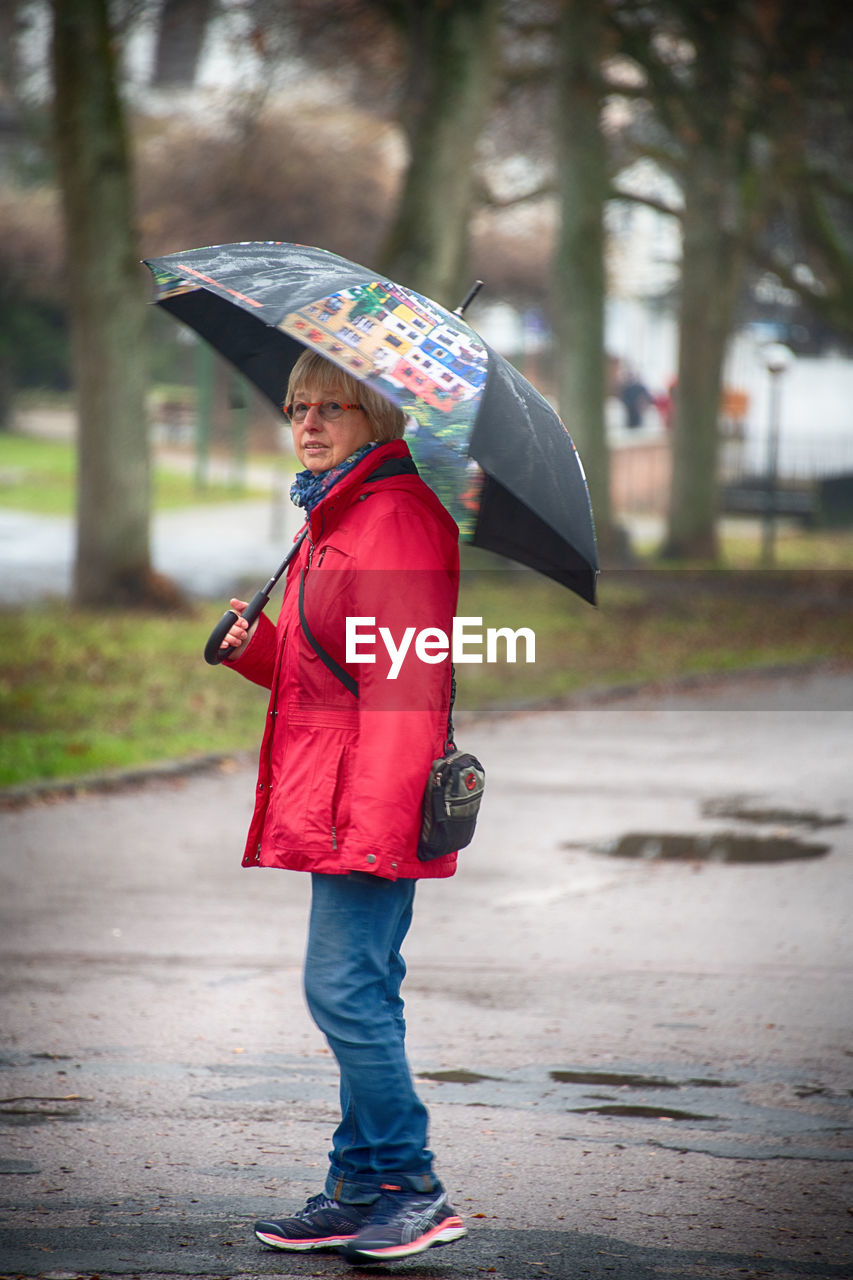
[453, 280, 484, 318]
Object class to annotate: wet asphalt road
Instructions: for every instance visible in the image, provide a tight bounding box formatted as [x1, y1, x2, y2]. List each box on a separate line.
[1, 668, 852, 1280]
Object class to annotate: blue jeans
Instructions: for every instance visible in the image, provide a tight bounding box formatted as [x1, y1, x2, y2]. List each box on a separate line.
[304, 871, 441, 1205]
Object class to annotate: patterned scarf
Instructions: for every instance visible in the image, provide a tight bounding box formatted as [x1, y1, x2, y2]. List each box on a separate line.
[289, 442, 378, 515]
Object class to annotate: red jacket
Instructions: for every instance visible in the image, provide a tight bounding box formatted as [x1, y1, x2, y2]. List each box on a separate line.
[229, 439, 460, 881]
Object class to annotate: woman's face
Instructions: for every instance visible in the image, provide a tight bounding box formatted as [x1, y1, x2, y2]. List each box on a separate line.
[289, 384, 374, 474]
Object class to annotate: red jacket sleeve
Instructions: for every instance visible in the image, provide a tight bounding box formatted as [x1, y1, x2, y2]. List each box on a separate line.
[225, 611, 278, 690]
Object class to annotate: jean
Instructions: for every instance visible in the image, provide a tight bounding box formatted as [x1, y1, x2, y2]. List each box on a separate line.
[304, 871, 441, 1205]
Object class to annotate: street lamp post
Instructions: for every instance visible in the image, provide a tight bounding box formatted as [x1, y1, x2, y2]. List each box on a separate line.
[761, 342, 794, 569]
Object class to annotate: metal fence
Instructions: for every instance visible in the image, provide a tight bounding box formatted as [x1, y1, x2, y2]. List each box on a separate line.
[611, 429, 853, 525]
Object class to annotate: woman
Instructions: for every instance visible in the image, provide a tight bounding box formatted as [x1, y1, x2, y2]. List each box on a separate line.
[219, 349, 465, 1264]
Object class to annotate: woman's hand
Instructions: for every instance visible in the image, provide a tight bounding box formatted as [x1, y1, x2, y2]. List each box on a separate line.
[221, 598, 256, 661]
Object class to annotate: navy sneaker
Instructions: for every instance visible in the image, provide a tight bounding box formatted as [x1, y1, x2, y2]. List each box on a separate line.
[254, 1192, 371, 1251]
[341, 1187, 466, 1263]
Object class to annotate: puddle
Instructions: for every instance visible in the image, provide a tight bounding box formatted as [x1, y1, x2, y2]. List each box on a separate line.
[793, 1084, 853, 1099]
[0, 1105, 82, 1126]
[595, 830, 830, 863]
[550, 1069, 735, 1089]
[405, 1063, 851, 1159]
[418, 1069, 502, 1085]
[702, 798, 847, 829]
[553, 1068, 733, 1126]
[570, 1103, 717, 1121]
[0, 1092, 90, 1127]
[0, 1158, 40, 1174]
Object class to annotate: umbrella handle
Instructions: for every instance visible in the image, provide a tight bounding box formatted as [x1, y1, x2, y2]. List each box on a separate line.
[203, 526, 310, 665]
[204, 588, 270, 665]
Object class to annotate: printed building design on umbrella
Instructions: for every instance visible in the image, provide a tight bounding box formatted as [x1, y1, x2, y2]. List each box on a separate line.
[280, 281, 488, 419]
[280, 280, 491, 535]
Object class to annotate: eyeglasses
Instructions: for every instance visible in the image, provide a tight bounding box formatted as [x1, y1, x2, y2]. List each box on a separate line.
[284, 400, 363, 423]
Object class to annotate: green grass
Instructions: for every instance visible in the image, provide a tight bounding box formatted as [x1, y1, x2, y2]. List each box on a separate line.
[0, 434, 277, 514]
[0, 605, 270, 787]
[452, 566, 853, 706]
[718, 527, 853, 570]
[627, 517, 853, 572]
[1, 570, 850, 790]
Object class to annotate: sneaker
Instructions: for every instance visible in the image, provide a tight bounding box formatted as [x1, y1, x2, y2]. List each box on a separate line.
[341, 1187, 466, 1263]
[254, 1192, 371, 1251]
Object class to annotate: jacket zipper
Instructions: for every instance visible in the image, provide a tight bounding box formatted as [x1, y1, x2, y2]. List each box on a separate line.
[330, 751, 347, 851]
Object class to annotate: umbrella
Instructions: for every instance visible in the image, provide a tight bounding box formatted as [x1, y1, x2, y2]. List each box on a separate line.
[143, 241, 598, 657]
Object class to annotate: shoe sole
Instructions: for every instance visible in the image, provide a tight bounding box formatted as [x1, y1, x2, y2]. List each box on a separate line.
[255, 1228, 359, 1251]
[342, 1218, 466, 1262]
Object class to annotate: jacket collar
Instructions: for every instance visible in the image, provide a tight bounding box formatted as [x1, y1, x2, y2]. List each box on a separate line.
[306, 439, 413, 539]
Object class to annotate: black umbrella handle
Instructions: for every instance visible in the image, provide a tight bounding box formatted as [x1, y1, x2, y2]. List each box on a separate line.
[203, 525, 310, 666]
[204, 588, 270, 665]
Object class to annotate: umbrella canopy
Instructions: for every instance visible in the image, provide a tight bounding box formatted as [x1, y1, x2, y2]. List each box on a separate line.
[144, 241, 598, 603]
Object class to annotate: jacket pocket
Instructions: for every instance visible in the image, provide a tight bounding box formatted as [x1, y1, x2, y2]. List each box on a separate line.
[269, 724, 354, 852]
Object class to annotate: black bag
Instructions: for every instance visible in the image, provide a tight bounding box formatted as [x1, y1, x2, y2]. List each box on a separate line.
[416, 666, 484, 861]
[418, 745, 485, 861]
[298, 582, 484, 861]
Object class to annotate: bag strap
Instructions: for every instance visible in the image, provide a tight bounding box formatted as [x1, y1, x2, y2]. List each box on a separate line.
[298, 568, 359, 698]
[443, 667, 457, 754]
[299, 568, 456, 736]
[362, 455, 419, 482]
[296, 451, 454, 729]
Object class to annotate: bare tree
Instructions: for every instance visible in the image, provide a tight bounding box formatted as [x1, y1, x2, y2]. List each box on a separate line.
[0, 190, 65, 432]
[233, 0, 502, 305]
[609, 0, 853, 560]
[52, 0, 159, 606]
[554, 0, 616, 556]
[137, 104, 398, 261]
[376, 0, 502, 306]
[472, 2, 619, 555]
[0, 1, 25, 100]
[749, 25, 853, 340]
[152, 0, 215, 86]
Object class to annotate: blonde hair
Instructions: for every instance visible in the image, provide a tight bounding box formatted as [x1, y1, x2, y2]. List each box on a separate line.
[285, 349, 405, 443]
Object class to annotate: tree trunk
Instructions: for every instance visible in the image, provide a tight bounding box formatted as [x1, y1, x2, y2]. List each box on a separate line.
[378, 0, 501, 307]
[51, 0, 158, 606]
[0, 351, 14, 433]
[663, 146, 744, 560]
[553, 0, 617, 557]
[152, 0, 214, 87]
[0, 2, 25, 96]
